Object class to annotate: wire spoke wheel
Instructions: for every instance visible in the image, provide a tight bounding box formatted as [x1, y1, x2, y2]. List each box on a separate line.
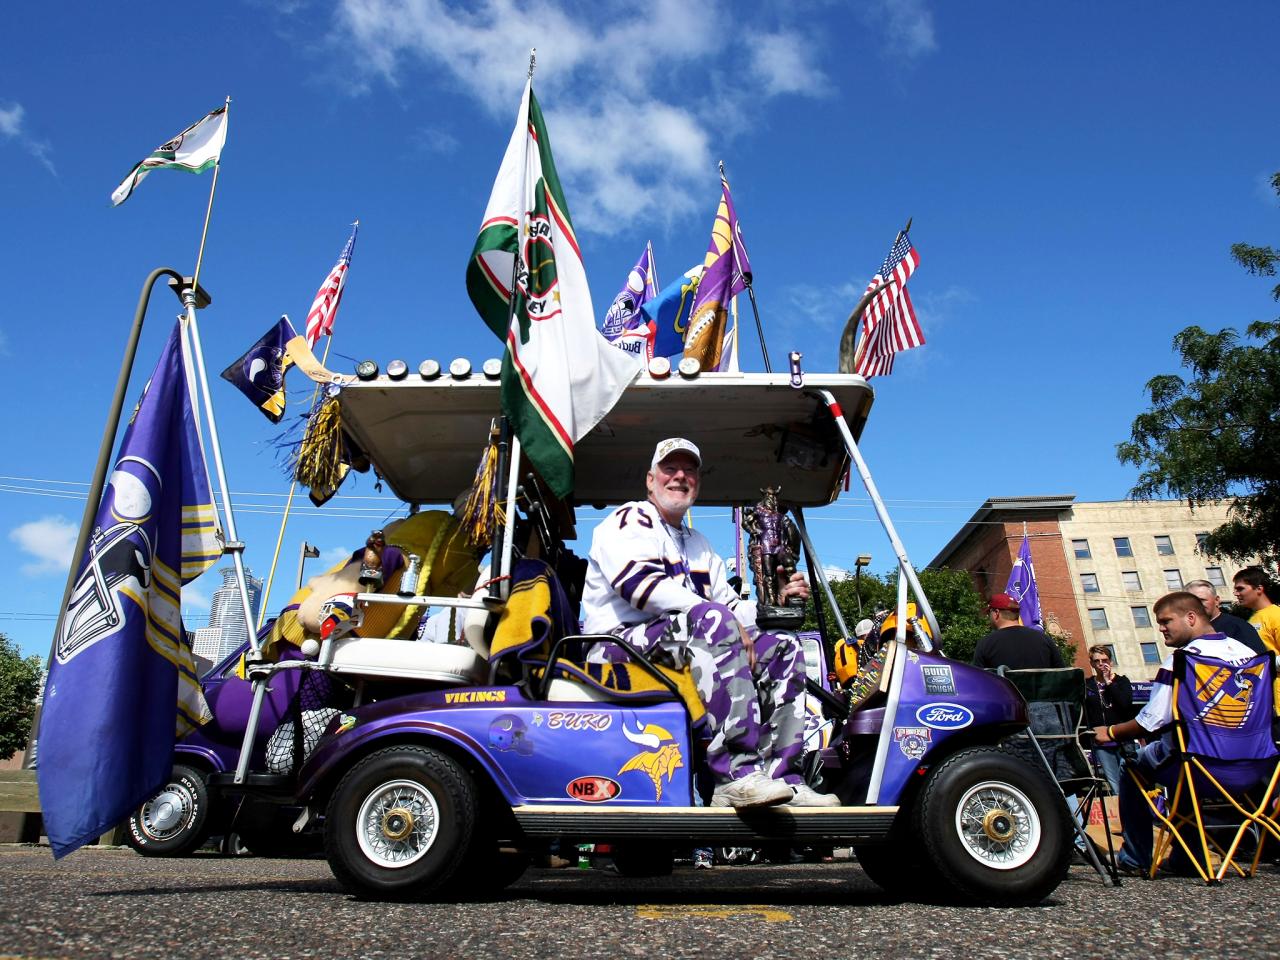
[953, 780, 1041, 870]
[355, 779, 440, 869]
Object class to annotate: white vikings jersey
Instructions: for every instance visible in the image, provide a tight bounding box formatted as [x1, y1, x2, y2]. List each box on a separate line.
[581, 499, 756, 634]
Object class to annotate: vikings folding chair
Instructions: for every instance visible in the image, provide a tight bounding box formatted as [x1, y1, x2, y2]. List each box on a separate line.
[1135, 650, 1280, 883]
[999, 666, 1120, 886]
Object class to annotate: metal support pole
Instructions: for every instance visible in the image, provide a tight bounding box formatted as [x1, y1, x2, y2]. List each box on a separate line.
[866, 569, 910, 803]
[743, 282, 771, 373]
[808, 388, 942, 642]
[792, 509, 850, 641]
[497, 436, 522, 601]
[46, 267, 188, 668]
[181, 292, 259, 659]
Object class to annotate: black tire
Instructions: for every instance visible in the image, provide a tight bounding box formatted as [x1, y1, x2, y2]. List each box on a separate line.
[913, 746, 1071, 907]
[611, 843, 674, 877]
[324, 745, 475, 900]
[126, 763, 214, 857]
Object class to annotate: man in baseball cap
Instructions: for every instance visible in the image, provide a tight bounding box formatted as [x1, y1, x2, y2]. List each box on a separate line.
[972, 592, 1064, 670]
[578, 436, 832, 810]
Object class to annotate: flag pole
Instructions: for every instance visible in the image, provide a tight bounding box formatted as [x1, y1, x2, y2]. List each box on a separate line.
[719, 161, 770, 373]
[256, 219, 359, 626]
[177, 96, 261, 658]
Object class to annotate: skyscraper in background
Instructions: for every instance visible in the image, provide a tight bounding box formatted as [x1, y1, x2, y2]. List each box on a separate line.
[191, 567, 262, 664]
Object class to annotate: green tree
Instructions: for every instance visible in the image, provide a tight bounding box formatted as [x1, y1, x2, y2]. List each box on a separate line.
[0, 634, 42, 761]
[1118, 173, 1280, 567]
[804, 566, 990, 661]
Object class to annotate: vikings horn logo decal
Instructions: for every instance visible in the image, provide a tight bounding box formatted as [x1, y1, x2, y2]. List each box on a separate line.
[617, 721, 683, 801]
[55, 457, 158, 665]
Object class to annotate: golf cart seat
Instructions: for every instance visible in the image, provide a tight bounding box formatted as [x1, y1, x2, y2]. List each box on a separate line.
[317, 635, 488, 686]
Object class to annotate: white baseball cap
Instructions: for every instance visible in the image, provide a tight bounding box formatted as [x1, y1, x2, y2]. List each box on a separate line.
[650, 437, 702, 470]
[854, 618, 875, 639]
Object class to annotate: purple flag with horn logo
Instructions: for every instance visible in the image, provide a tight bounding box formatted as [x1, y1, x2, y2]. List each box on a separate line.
[683, 172, 752, 371]
[601, 242, 660, 361]
[1006, 533, 1043, 631]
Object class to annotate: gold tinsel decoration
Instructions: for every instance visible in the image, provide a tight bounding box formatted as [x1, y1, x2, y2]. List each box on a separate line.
[459, 427, 506, 551]
[292, 395, 347, 493]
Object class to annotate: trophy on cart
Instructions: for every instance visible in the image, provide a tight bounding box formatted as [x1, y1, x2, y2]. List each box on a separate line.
[744, 486, 806, 630]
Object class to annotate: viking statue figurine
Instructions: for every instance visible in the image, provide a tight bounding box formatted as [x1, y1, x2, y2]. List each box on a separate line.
[743, 486, 804, 628]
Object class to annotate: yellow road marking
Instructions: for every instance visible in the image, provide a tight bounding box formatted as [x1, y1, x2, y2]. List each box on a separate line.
[636, 904, 792, 922]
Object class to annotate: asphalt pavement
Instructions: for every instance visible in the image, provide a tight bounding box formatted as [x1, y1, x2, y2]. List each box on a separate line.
[1, 846, 1278, 960]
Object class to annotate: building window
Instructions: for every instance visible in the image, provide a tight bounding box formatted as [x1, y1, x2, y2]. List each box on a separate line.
[1114, 537, 1133, 558]
[1122, 571, 1142, 591]
[1164, 569, 1183, 590]
[1081, 573, 1100, 594]
[1205, 566, 1226, 587]
[1141, 642, 1161, 664]
[1132, 606, 1152, 628]
[1072, 539, 1091, 559]
[1196, 532, 1209, 553]
[1103, 644, 1117, 661]
[1089, 608, 1109, 630]
[1155, 535, 1174, 556]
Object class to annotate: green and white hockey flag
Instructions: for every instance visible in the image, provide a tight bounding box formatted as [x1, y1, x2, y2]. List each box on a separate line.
[467, 81, 640, 498]
[111, 104, 228, 206]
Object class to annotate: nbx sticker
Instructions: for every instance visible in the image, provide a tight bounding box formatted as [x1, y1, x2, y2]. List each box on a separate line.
[566, 776, 622, 802]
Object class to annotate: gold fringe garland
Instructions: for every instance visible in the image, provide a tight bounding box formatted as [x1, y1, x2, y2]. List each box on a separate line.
[292, 395, 347, 494]
[459, 428, 505, 551]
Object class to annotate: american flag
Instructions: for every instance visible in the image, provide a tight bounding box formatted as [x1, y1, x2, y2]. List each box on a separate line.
[854, 229, 924, 378]
[305, 222, 358, 347]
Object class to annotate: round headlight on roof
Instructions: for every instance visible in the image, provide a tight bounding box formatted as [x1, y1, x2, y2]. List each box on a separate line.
[355, 360, 379, 380]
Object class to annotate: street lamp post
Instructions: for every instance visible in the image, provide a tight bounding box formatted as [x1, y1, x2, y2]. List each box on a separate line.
[297, 541, 321, 590]
[854, 554, 872, 618]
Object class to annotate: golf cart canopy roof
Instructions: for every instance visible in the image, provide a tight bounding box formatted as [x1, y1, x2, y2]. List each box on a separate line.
[335, 372, 874, 508]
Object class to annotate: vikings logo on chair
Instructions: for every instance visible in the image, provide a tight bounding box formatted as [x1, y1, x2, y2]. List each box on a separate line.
[1192, 661, 1266, 727]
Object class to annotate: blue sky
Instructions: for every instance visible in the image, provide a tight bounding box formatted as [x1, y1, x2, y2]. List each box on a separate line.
[2, 1, 1278, 658]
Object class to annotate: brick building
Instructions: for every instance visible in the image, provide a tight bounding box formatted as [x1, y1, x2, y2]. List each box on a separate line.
[929, 496, 1257, 681]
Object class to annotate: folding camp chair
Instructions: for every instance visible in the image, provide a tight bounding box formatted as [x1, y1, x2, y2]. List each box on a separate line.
[1132, 649, 1280, 883]
[999, 666, 1120, 886]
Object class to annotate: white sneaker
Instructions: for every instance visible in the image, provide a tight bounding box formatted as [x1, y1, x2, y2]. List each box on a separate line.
[787, 783, 841, 807]
[710, 771, 793, 809]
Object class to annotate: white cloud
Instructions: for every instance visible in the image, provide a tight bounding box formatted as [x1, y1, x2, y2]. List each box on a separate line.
[332, 0, 829, 234]
[911, 284, 975, 335]
[864, 0, 938, 61]
[746, 31, 830, 97]
[823, 564, 850, 581]
[0, 100, 56, 175]
[10, 516, 78, 576]
[319, 546, 353, 568]
[181, 585, 211, 618]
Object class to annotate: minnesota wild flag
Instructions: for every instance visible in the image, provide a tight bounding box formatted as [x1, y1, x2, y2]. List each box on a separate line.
[466, 80, 640, 498]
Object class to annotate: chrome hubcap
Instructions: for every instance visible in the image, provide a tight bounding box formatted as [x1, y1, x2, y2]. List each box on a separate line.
[356, 779, 439, 868]
[954, 780, 1041, 870]
[140, 784, 194, 840]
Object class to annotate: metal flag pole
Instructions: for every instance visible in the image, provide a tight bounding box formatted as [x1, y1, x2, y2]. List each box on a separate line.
[177, 96, 260, 660]
[719, 161, 771, 373]
[45, 267, 186, 672]
[257, 219, 358, 626]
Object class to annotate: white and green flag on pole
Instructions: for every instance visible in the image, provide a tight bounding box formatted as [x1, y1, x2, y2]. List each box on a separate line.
[111, 104, 228, 206]
[467, 80, 641, 498]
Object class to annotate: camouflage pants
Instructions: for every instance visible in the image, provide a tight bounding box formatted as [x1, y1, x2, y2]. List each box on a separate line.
[607, 602, 807, 784]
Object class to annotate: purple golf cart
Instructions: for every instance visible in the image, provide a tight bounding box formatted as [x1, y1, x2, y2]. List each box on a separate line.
[153, 370, 1070, 902]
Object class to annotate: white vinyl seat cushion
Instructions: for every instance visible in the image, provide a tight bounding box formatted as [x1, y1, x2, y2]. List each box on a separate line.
[320, 636, 487, 685]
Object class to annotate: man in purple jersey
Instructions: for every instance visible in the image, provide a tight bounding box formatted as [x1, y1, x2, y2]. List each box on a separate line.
[580, 438, 838, 810]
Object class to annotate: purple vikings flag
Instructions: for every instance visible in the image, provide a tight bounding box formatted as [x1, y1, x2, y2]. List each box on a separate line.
[38, 319, 221, 857]
[683, 172, 752, 371]
[1006, 533, 1043, 630]
[601, 242, 660, 361]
